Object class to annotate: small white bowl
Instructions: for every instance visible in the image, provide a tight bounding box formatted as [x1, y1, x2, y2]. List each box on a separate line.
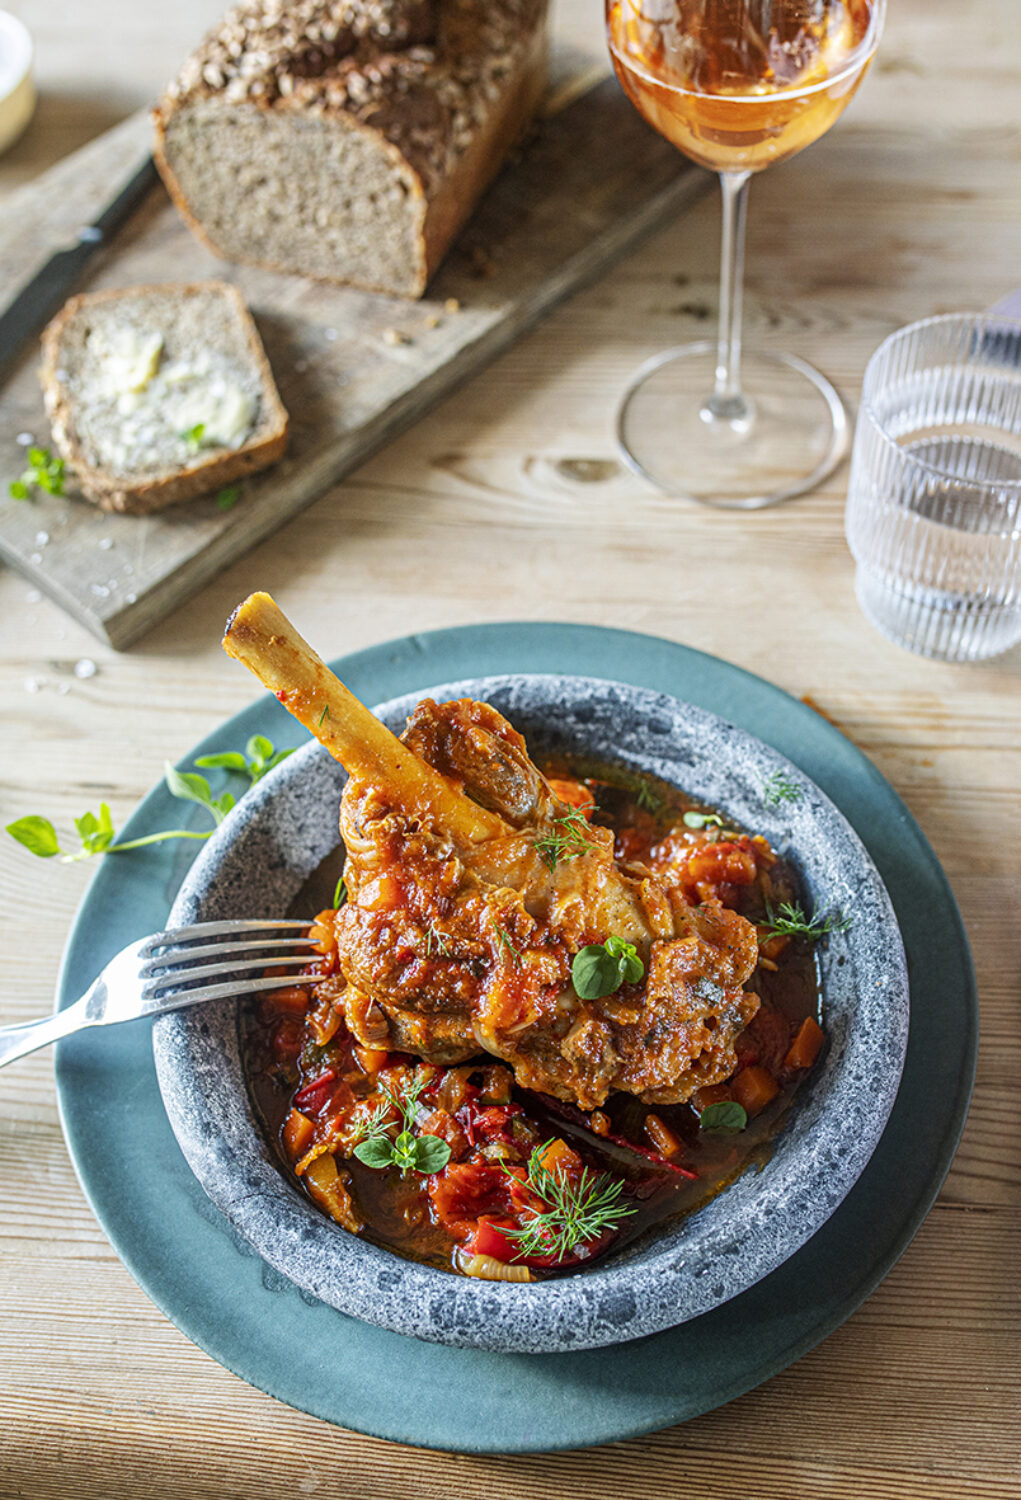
[0, 11, 34, 157]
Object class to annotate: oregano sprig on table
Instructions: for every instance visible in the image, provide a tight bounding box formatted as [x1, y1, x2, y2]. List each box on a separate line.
[5, 736, 295, 865]
[195, 734, 296, 785]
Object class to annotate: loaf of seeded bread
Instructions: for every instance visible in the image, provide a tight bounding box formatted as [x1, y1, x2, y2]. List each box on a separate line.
[40, 282, 289, 515]
[153, 0, 547, 298]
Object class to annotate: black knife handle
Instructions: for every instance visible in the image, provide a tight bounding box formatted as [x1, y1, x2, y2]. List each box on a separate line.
[0, 155, 159, 388]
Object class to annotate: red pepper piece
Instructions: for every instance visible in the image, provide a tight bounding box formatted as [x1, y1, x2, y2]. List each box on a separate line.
[467, 1217, 521, 1263]
[293, 1068, 338, 1115]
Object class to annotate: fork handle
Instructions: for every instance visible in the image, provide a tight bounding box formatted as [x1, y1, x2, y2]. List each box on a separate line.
[0, 1002, 86, 1069]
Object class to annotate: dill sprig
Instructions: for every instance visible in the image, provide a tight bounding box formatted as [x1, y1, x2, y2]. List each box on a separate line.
[760, 900, 851, 941]
[492, 923, 523, 968]
[635, 782, 664, 815]
[501, 1143, 635, 1262]
[533, 804, 597, 871]
[425, 925, 451, 958]
[762, 770, 802, 808]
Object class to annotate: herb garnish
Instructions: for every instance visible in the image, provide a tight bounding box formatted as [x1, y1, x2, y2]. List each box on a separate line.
[6, 736, 295, 864]
[180, 423, 206, 452]
[352, 1073, 451, 1177]
[9, 446, 65, 500]
[332, 875, 347, 908]
[163, 763, 236, 825]
[7, 780, 221, 864]
[699, 1101, 748, 1135]
[195, 734, 295, 785]
[759, 901, 852, 941]
[425, 926, 451, 958]
[682, 810, 725, 830]
[571, 935, 644, 999]
[762, 770, 802, 808]
[501, 1143, 635, 1262]
[636, 782, 664, 815]
[533, 804, 597, 871]
[493, 923, 523, 968]
[215, 485, 241, 511]
[318, 705, 330, 726]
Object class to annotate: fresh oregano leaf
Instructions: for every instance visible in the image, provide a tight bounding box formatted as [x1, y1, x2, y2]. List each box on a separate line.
[353, 1136, 395, 1170]
[699, 1101, 748, 1135]
[5, 815, 61, 858]
[683, 810, 725, 830]
[194, 751, 248, 773]
[412, 1134, 452, 1174]
[572, 936, 645, 999]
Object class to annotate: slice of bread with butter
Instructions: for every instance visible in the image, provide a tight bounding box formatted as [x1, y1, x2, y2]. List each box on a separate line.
[40, 282, 289, 514]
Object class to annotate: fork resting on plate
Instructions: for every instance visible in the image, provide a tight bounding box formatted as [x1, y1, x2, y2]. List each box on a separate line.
[0, 920, 316, 1069]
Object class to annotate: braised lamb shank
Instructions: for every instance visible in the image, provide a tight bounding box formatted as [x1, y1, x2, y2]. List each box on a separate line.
[223, 594, 760, 1109]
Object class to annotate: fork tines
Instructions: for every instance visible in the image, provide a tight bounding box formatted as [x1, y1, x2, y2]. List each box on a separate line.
[140, 919, 319, 1000]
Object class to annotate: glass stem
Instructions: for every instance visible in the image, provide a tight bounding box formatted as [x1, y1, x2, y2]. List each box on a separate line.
[703, 169, 753, 427]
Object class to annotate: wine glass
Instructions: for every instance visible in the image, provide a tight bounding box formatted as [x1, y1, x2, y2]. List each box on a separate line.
[607, 0, 886, 509]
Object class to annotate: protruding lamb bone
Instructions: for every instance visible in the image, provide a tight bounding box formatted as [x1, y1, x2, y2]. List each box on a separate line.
[222, 592, 508, 845]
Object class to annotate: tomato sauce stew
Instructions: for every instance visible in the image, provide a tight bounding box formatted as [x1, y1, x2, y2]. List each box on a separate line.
[244, 762, 827, 1283]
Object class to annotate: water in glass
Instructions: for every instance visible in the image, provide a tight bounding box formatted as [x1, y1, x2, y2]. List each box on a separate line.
[846, 315, 1021, 661]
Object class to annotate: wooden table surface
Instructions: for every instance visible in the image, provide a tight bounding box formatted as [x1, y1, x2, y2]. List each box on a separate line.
[1, 1, 1018, 1496]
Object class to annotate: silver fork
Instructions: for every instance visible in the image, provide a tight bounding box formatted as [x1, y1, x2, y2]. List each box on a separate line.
[0, 919, 318, 1069]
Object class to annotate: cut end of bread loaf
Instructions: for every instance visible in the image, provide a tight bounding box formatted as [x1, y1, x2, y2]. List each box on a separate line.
[157, 103, 428, 297]
[153, 0, 548, 298]
[40, 281, 289, 515]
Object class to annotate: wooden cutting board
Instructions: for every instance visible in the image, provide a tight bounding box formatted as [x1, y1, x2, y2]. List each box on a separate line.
[0, 73, 707, 649]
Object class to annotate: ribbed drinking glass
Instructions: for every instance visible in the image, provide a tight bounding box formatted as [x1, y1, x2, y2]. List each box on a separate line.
[845, 314, 1021, 662]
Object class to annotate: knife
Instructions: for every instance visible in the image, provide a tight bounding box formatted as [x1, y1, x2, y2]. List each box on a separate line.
[0, 154, 159, 387]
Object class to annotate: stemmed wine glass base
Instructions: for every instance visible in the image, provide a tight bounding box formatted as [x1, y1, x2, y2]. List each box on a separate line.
[616, 343, 850, 510]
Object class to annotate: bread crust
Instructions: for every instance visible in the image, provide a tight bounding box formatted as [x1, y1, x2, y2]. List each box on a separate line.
[40, 281, 289, 515]
[152, 0, 548, 298]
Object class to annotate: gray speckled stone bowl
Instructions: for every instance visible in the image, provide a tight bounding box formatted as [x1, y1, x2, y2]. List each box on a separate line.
[153, 675, 909, 1354]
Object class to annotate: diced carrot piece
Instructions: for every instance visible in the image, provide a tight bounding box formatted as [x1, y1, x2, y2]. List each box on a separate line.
[644, 1113, 681, 1159]
[731, 1065, 780, 1118]
[783, 1016, 825, 1071]
[265, 985, 311, 1015]
[536, 1138, 581, 1178]
[282, 1108, 315, 1161]
[355, 1045, 390, 1074]
[757, 932, 790, 963]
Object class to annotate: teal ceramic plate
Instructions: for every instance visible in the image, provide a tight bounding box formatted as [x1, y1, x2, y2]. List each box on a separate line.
[54, 623, 977, 1454]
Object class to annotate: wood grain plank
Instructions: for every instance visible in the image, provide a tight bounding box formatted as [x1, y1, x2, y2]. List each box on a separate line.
[0, 0, 1018, 1492]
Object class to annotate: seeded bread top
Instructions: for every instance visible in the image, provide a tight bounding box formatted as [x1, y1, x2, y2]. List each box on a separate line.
[160, 0, 545, 193]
